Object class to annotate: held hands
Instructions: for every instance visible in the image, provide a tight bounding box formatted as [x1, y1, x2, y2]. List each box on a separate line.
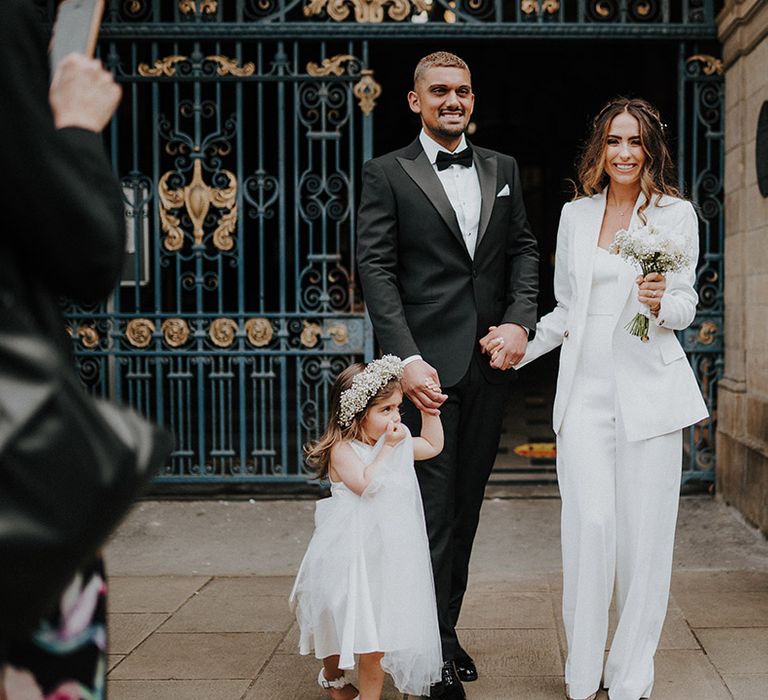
[401, 360, 447, 415]
[49, 54, 122, 132]
[637, 272, 666, 317]
[480, 323, 528, 370]
[383, 420, 406, 447]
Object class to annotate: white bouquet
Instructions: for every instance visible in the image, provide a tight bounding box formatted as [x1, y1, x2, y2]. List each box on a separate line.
[610, 223, 694, 342]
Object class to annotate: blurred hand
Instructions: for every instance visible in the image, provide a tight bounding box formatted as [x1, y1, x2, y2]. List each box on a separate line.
[401, 360, 447, 415]
[480, 323, 528, 370]
[383, 421, 406, 447]
[49, 54, 122, 132]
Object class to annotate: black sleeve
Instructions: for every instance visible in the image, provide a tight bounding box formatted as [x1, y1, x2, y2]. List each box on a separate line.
[356, 159, 421, 360]
[501, 158, 540, 336]
[0, 0, 125, 304]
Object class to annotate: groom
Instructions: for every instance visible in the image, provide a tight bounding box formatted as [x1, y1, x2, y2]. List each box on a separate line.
[357, 52, 539, 698]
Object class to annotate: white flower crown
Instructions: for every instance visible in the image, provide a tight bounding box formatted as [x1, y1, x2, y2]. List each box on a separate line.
[338, 355, 404, 428]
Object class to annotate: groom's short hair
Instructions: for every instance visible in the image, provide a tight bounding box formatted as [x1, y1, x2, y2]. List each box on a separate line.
[413, 52, 471, 88]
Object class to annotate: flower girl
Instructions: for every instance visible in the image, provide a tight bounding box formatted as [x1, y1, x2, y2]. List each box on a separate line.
[290, 355, 443, 700]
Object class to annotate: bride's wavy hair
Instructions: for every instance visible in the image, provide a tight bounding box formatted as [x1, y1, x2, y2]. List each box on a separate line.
[574, 97, 682, 223]
[305, 364, 401, 479]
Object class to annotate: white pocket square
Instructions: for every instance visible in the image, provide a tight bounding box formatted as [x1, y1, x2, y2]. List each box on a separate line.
[496, 184, 510, 198]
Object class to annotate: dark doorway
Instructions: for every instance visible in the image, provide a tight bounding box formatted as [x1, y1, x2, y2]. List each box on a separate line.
[369, 40, 680, 310]
[367, 40, 680, 487]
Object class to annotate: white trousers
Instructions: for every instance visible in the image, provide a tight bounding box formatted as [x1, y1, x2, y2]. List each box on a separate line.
[557, 315, 682, 700]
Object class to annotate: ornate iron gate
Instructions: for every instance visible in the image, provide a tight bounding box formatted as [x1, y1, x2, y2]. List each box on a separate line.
[679, 48, 724, 486]
[64, 4, 379, 482]
[59, 1, 723, 485]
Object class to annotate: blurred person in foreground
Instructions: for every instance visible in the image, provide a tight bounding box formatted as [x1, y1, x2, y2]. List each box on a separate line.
[0, 0, 124, 697]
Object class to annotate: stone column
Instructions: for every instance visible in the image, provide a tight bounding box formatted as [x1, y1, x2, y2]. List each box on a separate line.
[717, 0, 768, 533]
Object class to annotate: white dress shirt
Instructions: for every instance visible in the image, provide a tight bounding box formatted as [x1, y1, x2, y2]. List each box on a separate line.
[419, 130, 482, 260]
[402, 132, 483, 369]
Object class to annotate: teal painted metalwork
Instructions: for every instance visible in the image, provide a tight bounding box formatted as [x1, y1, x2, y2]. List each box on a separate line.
[58, 0, 721, 485]
[65, 30, 375, 482]
[91, 0, 717, 39]
[677, 44, 724, 485]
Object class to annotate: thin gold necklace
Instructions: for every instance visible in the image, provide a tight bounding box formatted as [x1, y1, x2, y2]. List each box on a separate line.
[609, 195, 635, 221]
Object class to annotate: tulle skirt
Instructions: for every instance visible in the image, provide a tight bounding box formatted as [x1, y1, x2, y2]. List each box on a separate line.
[289, 433, 442, 696]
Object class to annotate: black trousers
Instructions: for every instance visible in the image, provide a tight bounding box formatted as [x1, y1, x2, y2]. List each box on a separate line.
[402, 352, 510, 661]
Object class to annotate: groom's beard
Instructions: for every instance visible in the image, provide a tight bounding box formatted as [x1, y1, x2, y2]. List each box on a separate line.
[433, 124, 467, 139]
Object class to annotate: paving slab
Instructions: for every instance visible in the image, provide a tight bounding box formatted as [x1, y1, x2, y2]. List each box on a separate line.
[100, 496, 768, 699]
[276, 620, 301, 654]
[674, 591, 768, 627]
[467, 571, 551, 592]
[108, 632, 282, 680]
[108, 613, 169, 654]
[108, 575, 211, 613]
[458, 629, 562, 677]
[107, 655, 125, 672]
[673, 498, 768, 570]
[453, 675, 573, 700]
[670, 569, 768, 595]
[458, 590, 555, 629]
[602, 605, 701, 651]
[547, 571, 564, 592]
[721, 673, 768, 700]
[243, 653, 402, 700]
[105, 497, 768, 577]
[159, 577, 295, 633]
[550, 598, 701, 655]
[239, 575, 296, 597]
[105, 500, 317, 576]
[108, 679, 252, 700]
[655, 607, 701, 651]
[469, 500, 563, 576]
[695, 628, 768, 674]
[646, 650, 732, 700]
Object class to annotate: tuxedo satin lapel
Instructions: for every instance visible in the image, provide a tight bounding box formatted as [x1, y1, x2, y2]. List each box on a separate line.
[475, 152, 497, 248]
[396, 152, 465, 249]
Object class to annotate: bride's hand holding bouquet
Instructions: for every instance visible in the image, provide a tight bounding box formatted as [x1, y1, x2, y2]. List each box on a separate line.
[610, 223, 694, 341]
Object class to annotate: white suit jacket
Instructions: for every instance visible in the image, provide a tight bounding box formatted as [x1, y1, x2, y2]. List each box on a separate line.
[517, 191, 709, 442]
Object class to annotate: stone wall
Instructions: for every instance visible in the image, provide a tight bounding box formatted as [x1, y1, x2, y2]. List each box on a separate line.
[717, 0, 768, 533]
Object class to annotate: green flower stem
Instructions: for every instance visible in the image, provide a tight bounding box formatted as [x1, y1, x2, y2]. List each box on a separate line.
[625, 312, 650, 342]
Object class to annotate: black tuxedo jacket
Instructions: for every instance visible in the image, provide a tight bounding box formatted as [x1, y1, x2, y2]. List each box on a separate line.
[0, 0, 125, 359]
[357, 138, 539, 387]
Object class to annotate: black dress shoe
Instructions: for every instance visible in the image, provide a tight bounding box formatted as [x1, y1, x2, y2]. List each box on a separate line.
[454, 645, 478, 682]
[430, 660, 466, 699]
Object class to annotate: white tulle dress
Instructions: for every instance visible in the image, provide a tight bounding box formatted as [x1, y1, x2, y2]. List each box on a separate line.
[289, 428, 442, 696]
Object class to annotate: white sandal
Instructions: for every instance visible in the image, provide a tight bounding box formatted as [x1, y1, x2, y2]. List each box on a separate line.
[317, 668, 359, 699]
[564, 683, 597, 700]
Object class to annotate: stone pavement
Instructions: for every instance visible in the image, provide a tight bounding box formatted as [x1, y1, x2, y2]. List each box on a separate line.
[104, 496, 768, 700]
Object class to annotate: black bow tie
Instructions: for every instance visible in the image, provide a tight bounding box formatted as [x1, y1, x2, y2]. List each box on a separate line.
[435, 146, 473, 171]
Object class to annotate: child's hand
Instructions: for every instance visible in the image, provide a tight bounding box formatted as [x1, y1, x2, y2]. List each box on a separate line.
[383, 421, 406, 447]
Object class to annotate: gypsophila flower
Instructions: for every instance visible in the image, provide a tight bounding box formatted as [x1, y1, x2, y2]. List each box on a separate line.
[610, 223, 695, 341]
[338, 355, 404, 427]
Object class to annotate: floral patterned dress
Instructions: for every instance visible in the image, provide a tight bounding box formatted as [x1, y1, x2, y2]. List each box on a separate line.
[1, 560, 108, 700]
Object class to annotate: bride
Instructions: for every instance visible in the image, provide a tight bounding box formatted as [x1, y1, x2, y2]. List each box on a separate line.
[509, 97, 708, 700]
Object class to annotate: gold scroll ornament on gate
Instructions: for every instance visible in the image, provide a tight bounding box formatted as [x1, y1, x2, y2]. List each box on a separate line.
[138, 55, 255, 78]
[306, 55, 382, 115]
[686, 54, 724, 75]
[300, 322, 349, 348]
[122, 318, 276, 349]
[304, 0, 430, 22]
[158, 159, 237, 252]
[521, 1, 560, 14]
[179, 0, 217, 14]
